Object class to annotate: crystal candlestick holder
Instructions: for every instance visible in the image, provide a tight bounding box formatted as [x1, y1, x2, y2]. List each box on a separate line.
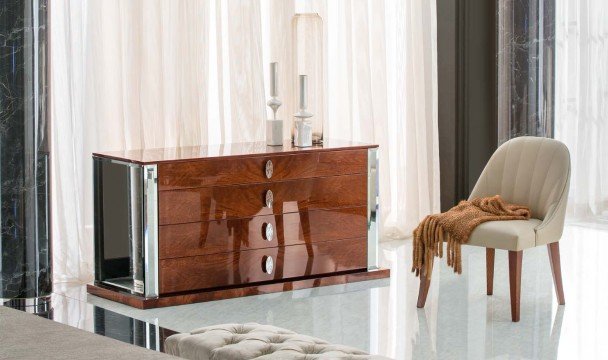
[266, 62, 283, 146]
[292, 74, 313, 147]
[293, 119, 312, 147]
[292, 13, 324, 144]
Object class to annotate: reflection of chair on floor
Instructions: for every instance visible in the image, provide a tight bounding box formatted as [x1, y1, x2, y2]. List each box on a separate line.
[542, 306, 565, 360]
[411, 308, 437, 359]
[483, 291, 565, 358]
[417, 137, 571, 322]
[412, 296, 566, 358]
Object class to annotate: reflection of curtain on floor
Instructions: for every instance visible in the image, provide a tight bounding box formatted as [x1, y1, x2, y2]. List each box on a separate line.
[50, 0, 439, 283]
[555, 0, 608, 220]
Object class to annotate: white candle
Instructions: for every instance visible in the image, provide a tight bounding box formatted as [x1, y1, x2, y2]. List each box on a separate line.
[299, 75, 307, 110]
[270, 62, 278, 97]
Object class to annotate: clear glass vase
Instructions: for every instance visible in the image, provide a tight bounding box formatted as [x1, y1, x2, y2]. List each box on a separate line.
[291, 13, 324, 145]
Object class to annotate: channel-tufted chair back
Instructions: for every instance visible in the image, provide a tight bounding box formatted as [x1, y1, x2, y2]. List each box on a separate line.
[469, 137, 570, 239]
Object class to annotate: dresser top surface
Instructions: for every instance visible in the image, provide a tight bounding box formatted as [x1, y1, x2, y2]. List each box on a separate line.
[93, 139, 378, 164]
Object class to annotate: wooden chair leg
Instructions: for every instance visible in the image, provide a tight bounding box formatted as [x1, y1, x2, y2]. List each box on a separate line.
[508, 250, 523, 322]
[547, 242, 565, 305]
[417, 275, 431, 308]
[486, 248, 495, 295]
[417, 261, 434, 308]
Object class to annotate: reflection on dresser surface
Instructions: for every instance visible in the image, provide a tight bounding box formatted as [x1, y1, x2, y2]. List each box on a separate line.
[88, 140, 389, 308]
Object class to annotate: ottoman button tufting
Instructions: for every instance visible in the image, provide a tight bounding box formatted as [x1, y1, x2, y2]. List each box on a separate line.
[165, 323, 392, 360]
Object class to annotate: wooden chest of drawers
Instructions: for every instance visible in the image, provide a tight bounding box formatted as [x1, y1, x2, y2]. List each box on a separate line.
[88, 140, 389, 308]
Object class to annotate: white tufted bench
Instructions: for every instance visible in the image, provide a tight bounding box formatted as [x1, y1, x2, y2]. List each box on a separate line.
[165, 323, 391, 360]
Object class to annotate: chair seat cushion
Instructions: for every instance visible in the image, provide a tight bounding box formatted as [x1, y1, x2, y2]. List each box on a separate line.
[467, 218, 542, 251]
[164, 323, 392, 360]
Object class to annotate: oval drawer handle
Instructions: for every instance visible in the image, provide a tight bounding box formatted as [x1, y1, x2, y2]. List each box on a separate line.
[262, 255, 274, 275]
[265, 190, 274, 208]
[262, 223, 274, 241]
[265, 160, 273, 179]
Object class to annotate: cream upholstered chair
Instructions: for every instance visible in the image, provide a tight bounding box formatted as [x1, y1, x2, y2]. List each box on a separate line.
[417, 136, 570, 322]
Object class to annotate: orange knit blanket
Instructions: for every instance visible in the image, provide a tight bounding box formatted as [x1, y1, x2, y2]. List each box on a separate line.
[412, 195, 530, 279]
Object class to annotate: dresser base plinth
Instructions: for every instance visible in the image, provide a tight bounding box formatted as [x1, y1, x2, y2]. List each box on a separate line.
[87, 269, 390, 309]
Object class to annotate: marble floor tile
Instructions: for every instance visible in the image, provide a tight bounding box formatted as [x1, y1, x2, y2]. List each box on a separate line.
[55, 222, 608, 359]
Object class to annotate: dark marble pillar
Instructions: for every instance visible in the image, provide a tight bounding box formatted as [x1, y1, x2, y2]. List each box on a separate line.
[0, 0, 50, 303]
[497, 0, 555, 143]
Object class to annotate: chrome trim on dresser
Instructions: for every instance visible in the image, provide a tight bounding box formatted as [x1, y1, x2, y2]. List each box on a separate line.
[367, 148, 380, 271]
[105, 158, 142, 167]
[143, 165, 159, 298]
[92, 156, 103, 288]
[129, 165, 145, 294]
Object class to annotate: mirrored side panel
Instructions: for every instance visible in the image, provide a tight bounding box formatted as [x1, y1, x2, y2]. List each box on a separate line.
[93, 157, 145, 295]
[367, 148, 379, 270]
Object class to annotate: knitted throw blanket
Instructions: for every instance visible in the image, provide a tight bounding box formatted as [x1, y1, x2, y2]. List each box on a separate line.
[412, 195, 530, 278]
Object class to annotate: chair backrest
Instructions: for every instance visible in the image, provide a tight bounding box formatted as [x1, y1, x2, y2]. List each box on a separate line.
[469, 136, 570, 221]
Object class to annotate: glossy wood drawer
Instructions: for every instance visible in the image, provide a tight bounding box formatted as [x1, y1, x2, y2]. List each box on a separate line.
[157, 149, 368, 191]
[158, 207, 367, 259]
[158, 174, 367, 225]
[158, 237, 367, 294]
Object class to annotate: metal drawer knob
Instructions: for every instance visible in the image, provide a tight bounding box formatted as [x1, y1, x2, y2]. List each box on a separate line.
[265, 189, 274, 208]
[262, 256, 274, 275]
[262, 223, 274, 241]
[265, 160, 273, 179]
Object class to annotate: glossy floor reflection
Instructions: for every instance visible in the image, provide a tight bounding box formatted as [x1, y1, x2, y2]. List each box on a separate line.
[0, 290, 174, 352]
[38, 291, 174, 351]
[57, 221, 608, 359]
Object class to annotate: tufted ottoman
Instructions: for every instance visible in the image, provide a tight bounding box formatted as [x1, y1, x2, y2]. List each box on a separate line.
[164, 323, 391, 360]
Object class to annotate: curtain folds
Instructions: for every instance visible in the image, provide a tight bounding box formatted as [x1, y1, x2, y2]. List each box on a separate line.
[555, 0, 608, 220]
[50, 0, 439, 283]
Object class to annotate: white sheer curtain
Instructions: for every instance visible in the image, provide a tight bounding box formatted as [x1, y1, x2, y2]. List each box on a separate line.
[51, 0, 439, 283]
[555, 0, 608, 220]
[51, 0, 268, 282]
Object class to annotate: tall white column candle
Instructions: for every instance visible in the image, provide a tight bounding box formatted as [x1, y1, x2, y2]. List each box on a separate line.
[270, 62, 278, 97]
[299, 75, 307, 110]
